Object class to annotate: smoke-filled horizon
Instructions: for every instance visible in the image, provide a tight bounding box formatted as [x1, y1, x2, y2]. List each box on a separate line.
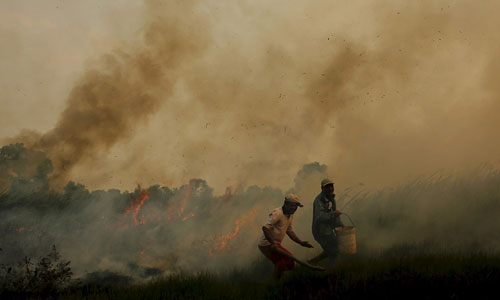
[3, 0, 500, 284]
[1, 144, 500, 280]
[2, 0, 500, 193]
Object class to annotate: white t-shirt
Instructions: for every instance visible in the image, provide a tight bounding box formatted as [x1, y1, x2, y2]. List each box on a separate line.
[258, 207, 294, 247]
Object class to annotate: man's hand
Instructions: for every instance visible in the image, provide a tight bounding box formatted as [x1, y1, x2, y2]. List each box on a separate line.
[332, 210, 342, 216]
[300, 241, 314, 248]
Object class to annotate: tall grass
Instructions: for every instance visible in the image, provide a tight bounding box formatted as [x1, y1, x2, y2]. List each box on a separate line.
[342, 164, 500, 252]
[4, 245, 494, 300]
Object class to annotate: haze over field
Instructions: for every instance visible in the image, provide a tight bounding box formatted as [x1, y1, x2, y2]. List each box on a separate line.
[2, 0, 500, 192]
[1, 0, 500, 278]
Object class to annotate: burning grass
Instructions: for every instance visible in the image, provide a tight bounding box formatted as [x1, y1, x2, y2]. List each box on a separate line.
[2, 145, 500, 299]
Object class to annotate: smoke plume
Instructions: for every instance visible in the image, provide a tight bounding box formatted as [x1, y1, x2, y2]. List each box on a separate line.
[2, 0, 500, 280]
[5, 0, 210, 188]
[3, 1, 500, 192]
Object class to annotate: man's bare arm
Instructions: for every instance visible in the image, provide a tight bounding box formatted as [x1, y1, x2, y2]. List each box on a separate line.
[286, 230, 313, 248]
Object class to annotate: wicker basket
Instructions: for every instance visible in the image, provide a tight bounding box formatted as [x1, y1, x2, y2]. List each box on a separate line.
[335, 226, 357, 255]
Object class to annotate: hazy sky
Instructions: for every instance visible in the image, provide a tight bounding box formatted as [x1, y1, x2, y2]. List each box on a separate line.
[0, 1, 143, 134]
[2, 0, 500, 193]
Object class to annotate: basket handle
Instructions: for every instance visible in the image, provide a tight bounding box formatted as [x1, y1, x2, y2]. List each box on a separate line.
[340, 213, 355, 227]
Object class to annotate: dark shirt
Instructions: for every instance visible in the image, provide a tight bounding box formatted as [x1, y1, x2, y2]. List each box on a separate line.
[312, 192, 343, 238]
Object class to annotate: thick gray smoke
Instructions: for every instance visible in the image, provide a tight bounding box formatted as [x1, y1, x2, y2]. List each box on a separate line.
[2, 0, 500, 281]
[3, 0, 500, 192]
[4, 0, 211, 188]
[2, 146, 500, 281]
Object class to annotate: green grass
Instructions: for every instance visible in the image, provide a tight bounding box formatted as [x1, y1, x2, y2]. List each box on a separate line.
[7, 247, 498, 300]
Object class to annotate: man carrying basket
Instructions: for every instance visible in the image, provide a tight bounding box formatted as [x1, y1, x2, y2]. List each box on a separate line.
[308, 178, 344, 265]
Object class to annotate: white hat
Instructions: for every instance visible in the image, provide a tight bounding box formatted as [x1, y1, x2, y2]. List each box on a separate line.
[284, 193, 303, 207]
[321, 178, 334, 188]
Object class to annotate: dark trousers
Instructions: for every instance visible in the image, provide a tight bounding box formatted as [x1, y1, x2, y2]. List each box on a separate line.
[315, 234, 339, 264]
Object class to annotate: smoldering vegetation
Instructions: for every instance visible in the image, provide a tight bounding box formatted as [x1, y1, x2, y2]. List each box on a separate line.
[1, 142, 500, 289]
[0, 143, 286, 279]
[3, 4, 500, 297]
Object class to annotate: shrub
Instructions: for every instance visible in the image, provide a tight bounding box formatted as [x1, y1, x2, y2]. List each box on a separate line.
[0, 245, 72, 297]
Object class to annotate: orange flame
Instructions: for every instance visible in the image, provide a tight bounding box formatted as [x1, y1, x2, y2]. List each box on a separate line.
[210, 207, 258, 255]
[214, 220, 241, 252]
[178, 185, 191, 217]
[182, 213, 195, 222]
[165, 184, 192, 223]
[124, 189, 149, 226]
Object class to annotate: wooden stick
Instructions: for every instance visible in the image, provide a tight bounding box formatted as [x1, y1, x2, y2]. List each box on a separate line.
[272, 246, 325, 271]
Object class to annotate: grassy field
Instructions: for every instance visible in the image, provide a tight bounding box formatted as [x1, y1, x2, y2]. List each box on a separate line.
[2, 158, 500, 299]
[4, 246, 498, 300]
